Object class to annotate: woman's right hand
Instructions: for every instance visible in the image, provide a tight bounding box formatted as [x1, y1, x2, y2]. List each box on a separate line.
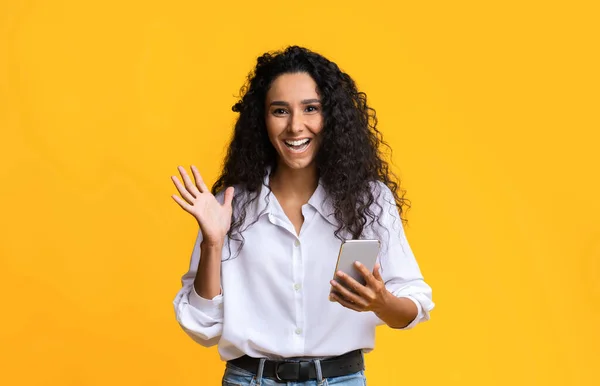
[171, 165, 235, 245]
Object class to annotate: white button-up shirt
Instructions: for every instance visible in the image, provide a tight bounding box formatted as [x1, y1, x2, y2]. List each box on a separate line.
[173, 173, 434, 361]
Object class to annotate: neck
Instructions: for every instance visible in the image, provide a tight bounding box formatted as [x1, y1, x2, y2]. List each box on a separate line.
[269, 163, 319, 199]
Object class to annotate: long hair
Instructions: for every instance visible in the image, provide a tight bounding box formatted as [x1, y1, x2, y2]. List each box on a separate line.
[212, 45, 410, 252]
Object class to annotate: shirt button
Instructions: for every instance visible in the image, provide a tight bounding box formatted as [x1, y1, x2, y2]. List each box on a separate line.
[293, 283, 302, 291]
[294, 240, 300, 247]
[295, 328, 302, 335]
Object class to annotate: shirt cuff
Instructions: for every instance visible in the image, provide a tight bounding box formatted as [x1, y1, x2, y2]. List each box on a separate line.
[397, 295, 423, 330]
[188, 286, 224, 320]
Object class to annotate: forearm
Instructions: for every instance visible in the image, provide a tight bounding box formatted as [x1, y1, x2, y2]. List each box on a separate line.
[193, 240, 223, 299]
[373, 291, 418, 329]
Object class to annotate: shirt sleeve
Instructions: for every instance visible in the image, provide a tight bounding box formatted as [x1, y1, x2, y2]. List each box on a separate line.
[173, 229, 224, 347]
[373, 182, 435, 329]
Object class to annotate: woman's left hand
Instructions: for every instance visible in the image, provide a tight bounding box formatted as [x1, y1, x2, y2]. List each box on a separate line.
[329, 262, 390, 313]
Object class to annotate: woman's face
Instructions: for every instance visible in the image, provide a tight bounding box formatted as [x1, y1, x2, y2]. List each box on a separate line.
[265, 72, 324, 171]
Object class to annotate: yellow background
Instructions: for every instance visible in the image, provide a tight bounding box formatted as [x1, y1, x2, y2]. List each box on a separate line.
[1, 0, 598, 385]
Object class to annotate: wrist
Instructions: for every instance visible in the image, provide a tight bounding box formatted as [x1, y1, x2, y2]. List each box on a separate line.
[201, 238, 224, 250]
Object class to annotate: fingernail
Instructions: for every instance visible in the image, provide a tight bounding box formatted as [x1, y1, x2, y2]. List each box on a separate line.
[355, 261, 362, 267]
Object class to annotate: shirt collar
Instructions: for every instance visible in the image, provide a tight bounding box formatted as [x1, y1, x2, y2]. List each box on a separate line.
[249, 168, 337, 226]
[307, 182, 337, 226]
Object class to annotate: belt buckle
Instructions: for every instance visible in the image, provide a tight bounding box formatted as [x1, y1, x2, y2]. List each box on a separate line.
[274, 362, 288, 382]
[274, 361, 310, 382]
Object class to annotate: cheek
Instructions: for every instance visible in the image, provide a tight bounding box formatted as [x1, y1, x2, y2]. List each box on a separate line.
[311, 116, 324, 135]
[265, 118, 281, 140]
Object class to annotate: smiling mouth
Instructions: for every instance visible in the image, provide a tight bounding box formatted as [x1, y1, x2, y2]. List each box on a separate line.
[284, 138, 311, 152]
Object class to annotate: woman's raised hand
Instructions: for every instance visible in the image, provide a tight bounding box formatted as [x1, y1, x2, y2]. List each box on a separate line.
[171, 165, 234, 245]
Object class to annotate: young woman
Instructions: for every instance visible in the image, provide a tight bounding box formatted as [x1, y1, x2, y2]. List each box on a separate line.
[171, 46, 434, 385]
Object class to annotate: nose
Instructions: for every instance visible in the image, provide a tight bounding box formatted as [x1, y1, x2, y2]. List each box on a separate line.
[288, 110, 304, 134]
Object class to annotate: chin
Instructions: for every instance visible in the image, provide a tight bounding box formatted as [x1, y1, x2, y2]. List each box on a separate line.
[282, 159, 315, 170]
[277, 153, 317, 170]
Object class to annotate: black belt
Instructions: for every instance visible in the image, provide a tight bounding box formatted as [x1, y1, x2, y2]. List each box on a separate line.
[228, 349, 364, 382]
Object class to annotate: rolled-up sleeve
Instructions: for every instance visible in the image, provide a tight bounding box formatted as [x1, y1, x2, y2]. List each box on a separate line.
[374, 182, 435, 329]
[173, 230, 224, 346]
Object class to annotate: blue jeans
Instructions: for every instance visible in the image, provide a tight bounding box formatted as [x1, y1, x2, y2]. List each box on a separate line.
[222, 359, 367, 386]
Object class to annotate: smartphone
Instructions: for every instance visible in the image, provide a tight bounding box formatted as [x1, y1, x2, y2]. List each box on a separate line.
[331, 239, 381, 291]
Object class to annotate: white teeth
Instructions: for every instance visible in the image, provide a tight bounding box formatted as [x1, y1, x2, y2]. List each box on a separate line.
[285, 138, 310, 146]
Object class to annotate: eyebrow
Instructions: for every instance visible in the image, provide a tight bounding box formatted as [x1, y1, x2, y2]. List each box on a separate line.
[269, 99, 321, 107]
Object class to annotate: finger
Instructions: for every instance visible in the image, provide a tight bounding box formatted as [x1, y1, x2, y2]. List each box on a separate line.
[372, 263, 384, 283]
[330, 279, 368, 307]
[171, 194, 194, 213]
[354, 261, 378, 287]
[329, 292, 363, 312]
[223, 186, 235, 208]
[335, 269, 368, 296]
[191, 165, 209, 193]
[178, 166, 201, 198]
[171, 175, 195, 204]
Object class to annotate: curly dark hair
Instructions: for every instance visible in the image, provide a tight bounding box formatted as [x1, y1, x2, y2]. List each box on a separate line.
[212, 45, 410, 251]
